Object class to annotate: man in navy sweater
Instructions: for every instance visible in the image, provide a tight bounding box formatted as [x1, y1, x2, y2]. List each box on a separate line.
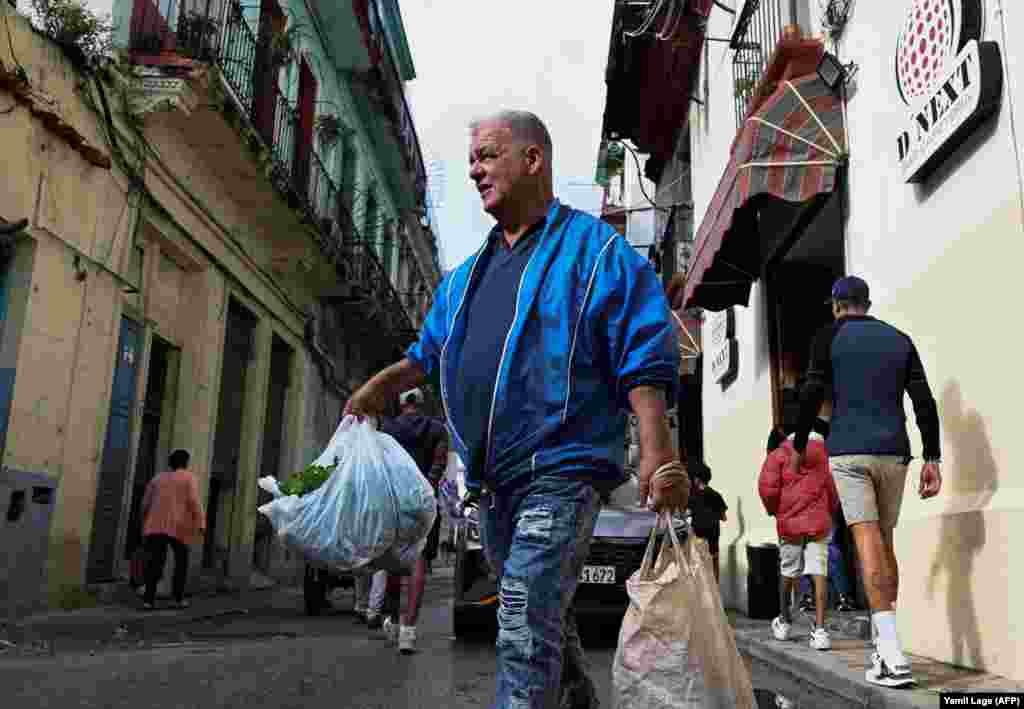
[791, 276, 942, 688]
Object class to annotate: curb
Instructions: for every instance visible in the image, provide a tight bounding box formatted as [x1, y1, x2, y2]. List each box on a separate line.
[733, 624, 934, 709]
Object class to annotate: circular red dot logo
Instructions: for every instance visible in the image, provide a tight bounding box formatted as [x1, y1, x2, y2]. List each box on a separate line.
[896, 0, 957, 103]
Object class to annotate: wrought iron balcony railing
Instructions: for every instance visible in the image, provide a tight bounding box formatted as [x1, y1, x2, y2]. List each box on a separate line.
[364, 0, 429, 212]
[731, 0, 794, 130]
[336, 239, 416, 339]
[127, 0, 429, 333]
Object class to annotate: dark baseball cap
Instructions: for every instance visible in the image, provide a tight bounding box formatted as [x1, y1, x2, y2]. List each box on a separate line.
[826, 275, 870, 304]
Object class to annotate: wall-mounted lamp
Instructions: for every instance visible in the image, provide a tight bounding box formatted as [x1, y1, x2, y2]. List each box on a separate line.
[817, 52, 859, 92]
[817, 52, 845, 90]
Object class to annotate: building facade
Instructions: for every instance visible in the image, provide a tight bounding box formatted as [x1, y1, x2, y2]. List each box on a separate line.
[0, 0, 440, 613]
[679, 0, 1020, 680]
[596, 0, 710, 465]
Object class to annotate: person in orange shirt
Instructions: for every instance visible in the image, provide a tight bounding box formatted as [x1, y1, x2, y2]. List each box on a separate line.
[141, 449, 206, 610]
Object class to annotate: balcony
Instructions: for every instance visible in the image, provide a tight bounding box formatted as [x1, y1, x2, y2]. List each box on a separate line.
[601, 0, 711, 182]
[122, 0, 418, 341]
[731, 0, 800, 131]
[352, 0, 428, 217]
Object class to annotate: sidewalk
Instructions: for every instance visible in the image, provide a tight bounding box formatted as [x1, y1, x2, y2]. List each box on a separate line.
[2, 561, 457, 658]
[2, 585, 278, 657]
[732, 609, 1024, 708]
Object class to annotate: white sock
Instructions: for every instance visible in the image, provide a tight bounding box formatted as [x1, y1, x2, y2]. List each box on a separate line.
[872, 611, 907, 662]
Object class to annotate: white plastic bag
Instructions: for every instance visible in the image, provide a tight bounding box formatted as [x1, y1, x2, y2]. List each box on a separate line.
[613, 515, 756, 709]
[258, 416, 436, 575]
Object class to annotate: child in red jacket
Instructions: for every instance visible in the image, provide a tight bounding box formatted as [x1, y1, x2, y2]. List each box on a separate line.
[759, 414, 839, 651]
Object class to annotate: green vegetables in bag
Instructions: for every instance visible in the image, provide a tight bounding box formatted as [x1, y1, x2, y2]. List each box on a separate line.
[278, 461, 339, 497]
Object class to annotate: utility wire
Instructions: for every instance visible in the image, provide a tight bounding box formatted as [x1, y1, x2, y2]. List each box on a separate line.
[611, 139, 693, 212]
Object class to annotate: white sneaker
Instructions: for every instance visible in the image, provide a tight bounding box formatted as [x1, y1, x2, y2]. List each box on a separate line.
[809, 626, 831, 651]
[866, 651, 915, 687]
[771, 616, 792, 641]
[398, 624, 417, 654]
[382, 616, 398, 644]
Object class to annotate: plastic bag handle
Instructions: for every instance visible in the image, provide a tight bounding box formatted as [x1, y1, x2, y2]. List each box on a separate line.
[637, 512, 691, 581]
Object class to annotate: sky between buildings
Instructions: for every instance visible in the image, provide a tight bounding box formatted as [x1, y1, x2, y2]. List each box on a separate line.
[74, 0, 613, 271]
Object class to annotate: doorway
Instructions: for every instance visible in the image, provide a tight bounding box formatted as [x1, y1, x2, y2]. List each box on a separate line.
[763, 188, 863, 608]
[124, 336, 180, 562]
[204, 299, 258, 570]
[87, 317, 143, 582]
[253, 335, 293, 572]
[762, 190, 846, 428]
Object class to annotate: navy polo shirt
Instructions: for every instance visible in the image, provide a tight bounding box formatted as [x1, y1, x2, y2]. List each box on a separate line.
[452, 220, 545, 465]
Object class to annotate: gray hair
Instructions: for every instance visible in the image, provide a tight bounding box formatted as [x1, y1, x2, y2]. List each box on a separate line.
[469, 110, 553, 163]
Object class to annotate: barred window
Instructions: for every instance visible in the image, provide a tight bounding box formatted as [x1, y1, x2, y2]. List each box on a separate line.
[730, 0, 804, 131]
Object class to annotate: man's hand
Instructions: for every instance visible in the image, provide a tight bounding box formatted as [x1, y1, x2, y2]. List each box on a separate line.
[639, 448, 688, 513]
[343, 379, 389, 421]
[342, 358, 426, 421]
[919, 461, 942, 499]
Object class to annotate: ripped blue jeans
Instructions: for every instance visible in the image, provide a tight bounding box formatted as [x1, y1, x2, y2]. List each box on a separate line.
[480, 473, 602, 709]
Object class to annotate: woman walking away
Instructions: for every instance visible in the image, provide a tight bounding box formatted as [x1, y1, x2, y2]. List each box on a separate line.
[141, 449, 206, 610]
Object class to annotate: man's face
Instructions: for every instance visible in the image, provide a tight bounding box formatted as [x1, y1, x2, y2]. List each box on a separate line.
[468, 121, 534, 219]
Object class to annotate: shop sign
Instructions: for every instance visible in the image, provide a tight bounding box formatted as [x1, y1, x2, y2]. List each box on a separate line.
[894, 0, 1003, 183]
[708, 308, 738, 385]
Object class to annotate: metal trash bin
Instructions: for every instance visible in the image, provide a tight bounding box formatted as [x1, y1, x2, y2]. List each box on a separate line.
[746, 542, 780, 620]
[1, 468, 60, 618]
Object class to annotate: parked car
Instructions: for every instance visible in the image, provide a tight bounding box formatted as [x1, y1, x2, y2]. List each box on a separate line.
[451, 466, 685, 638]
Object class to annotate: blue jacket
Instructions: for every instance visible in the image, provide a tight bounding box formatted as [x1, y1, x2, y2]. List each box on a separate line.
[406, 199, 679, 492]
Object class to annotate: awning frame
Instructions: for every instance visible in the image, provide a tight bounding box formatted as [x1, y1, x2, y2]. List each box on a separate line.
[682, 40, 849, 311]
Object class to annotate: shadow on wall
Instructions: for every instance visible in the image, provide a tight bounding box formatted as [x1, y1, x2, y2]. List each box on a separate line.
[925, 380, 999, 670]
[723, 496, 747, 606]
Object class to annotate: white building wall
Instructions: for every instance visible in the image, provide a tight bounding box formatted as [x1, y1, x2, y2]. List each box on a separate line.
[691, 0, 1023, 678]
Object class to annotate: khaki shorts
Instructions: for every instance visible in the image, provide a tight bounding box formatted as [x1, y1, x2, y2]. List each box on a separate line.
[779, 534, 829, 578]
[830, 455, 909, 530]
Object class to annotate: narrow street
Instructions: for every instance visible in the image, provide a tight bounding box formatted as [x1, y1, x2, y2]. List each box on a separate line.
[0, 569, 617, 709]
[1, 565, 794, 708]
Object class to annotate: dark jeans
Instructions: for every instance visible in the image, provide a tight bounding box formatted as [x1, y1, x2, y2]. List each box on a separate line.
[144, 534, 190, 604]
[480, 473, 601, 709]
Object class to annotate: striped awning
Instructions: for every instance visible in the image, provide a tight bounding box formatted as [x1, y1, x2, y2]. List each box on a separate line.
[682, 72, 847, 311]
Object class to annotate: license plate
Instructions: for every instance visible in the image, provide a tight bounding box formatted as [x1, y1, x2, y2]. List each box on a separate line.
[578, 565, 616, 584]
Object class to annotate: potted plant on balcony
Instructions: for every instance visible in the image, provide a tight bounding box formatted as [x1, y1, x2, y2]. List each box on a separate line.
[29, 0, 113, 68]
[315, 114, 343, 150]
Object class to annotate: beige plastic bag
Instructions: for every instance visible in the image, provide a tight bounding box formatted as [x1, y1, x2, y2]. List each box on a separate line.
[613, 516, 756, 709]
